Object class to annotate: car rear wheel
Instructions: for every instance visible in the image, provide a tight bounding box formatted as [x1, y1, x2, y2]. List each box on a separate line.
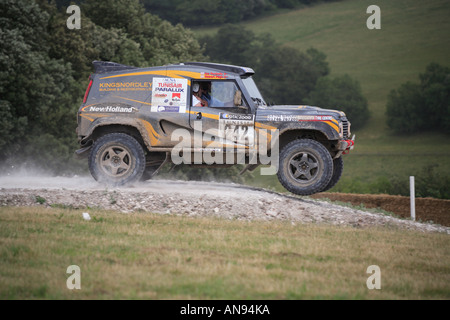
[277, 139, 333, 196]
[89, 133, 145, 186]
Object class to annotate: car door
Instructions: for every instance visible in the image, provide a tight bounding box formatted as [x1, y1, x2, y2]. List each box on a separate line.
[189, 80, 255, 150]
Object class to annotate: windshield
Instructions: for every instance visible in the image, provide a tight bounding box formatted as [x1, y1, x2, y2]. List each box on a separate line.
[242, 77, 266, 107]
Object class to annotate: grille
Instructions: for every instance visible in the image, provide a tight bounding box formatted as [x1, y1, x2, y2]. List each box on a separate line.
[341, 117, 349, 139]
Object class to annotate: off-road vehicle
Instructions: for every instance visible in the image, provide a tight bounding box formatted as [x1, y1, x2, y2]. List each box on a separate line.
[76, 61, 355, 195]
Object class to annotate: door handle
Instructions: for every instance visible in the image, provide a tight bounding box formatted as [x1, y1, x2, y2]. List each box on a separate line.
[196, 112, 202, 120]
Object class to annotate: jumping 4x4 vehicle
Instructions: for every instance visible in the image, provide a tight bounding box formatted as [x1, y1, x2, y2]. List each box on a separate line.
[76, 61, 355, 195]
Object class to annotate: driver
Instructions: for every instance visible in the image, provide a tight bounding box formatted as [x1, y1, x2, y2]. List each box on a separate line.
[192, 82, 208, 107]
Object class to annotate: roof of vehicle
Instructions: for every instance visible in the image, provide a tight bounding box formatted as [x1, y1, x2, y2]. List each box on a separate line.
[92, 61, 255, 78]
[171, 62, 255, 77]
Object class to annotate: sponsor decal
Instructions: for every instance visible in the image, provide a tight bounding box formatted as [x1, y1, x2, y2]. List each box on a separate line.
[172, 93, 181, 101]
[314, 115, 334, 121]
[200, 72, 228, 79]
[267, 115, 333, 122]
[220, 113, 254, 125]
[99, 81, 152, 92]
[154, 78, 185, 92]
[152, 105, 180, 113]
[88, 105, 136, 113]
[151, 78, 187, 113]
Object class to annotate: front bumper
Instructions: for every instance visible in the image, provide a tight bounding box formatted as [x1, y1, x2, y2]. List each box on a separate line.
[335, 134, 356, 157]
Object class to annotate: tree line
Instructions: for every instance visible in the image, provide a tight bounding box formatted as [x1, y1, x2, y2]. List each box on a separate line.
[0, 0, 203, 174]
[386, 63, 450, 134]
[142, 0, 340, 27]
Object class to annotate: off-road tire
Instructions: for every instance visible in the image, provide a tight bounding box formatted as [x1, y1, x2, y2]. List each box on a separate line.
[89, 133, 146, 186]
[320, 156, 344, 193]
[277, 139, 333, 196]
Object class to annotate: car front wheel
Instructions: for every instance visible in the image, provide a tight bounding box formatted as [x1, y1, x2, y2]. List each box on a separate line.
[320, 156, 344, 193]
[277, 139, 333, 196]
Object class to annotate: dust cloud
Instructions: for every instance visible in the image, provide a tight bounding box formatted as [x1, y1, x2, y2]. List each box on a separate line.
[0, 169, 252, 198]
[0, 171, 98, 190]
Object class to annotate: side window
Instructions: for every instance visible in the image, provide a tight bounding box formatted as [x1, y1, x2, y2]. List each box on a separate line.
[206, 81, 249, 114]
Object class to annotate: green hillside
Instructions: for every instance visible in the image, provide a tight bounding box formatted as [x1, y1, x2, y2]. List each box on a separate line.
[194, 0, 450, 195]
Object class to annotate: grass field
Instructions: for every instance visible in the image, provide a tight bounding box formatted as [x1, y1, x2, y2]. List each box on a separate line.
[194, 0, 450, 194]
[1, 206, 449, 300]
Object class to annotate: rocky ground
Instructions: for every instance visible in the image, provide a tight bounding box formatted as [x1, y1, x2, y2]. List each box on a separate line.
[0, 176, 448, 234]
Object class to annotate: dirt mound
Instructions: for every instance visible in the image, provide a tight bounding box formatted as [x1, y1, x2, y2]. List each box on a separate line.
[311, 193, 450, 227]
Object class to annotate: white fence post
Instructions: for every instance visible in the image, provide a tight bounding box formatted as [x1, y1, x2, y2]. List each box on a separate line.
[410, 176, 415, 221]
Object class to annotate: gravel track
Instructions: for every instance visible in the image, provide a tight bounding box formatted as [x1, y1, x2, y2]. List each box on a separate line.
[0, 175, 448, 234]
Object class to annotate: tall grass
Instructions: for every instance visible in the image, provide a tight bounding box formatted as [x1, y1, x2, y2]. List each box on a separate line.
[1, 207, 449, 299]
